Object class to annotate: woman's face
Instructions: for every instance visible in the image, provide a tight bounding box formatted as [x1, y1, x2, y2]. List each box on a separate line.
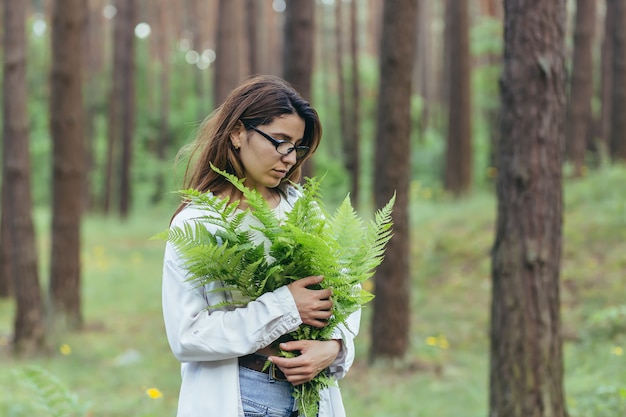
[231, 113, 306, 194]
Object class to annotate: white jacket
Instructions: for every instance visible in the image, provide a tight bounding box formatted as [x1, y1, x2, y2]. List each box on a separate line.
[162, 188, 361, 417]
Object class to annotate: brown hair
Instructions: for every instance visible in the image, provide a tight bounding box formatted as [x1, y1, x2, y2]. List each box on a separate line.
[172, 75, 322, 218]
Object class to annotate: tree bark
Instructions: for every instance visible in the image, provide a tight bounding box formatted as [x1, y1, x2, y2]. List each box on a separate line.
[599, 1, 614, 156]
[370, 0, 417, 362]
[188, 0, 207, 119]
[151, 0, 172, 204]
[214, 0, 245, 106]
[246, 0, 264, 75]
[414, 0, 435, 134]
[490, 1, 569, 416]
[565, 0, 596, 176]
[117, 0, 136, 218]
[83, 0, 106, 211]
[104, 0, 136, 215]
[49, 0, 87, 330]
[334, 0, 351, 192]
[444, 0, 473, 195]
[348, 0, 361, 207]
[2, 0, 47, 355]
[282, 0, 315, 179]
[609, 0, 626, 161]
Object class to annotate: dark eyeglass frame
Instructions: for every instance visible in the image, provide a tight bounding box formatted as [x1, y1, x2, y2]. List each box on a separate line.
[244, 124, 310, 160]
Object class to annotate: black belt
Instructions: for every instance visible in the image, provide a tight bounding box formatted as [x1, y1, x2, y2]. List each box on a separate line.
[238, 353, 288, 382]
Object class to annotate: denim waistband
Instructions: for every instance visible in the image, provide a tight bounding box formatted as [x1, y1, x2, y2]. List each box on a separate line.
[239, 365, 297, 416]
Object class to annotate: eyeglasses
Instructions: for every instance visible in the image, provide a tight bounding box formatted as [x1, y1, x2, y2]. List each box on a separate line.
[245, 124, 310, 160]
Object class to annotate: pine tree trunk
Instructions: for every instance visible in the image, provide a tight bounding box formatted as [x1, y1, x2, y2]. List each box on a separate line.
[565, 0, 596, 176]
[265, 1, 282, 76]
[599, 3, 614, 156]
[443, 0, 473, 195]
[246, 0, 262, 75]
[49, 0, 86, 330]
[83, 0, 106, 211]
[214, 0, 245, 106]
[282, 0, 315, 179]
[104, 0, 136, 214]
[151, 0, 172, 204]
[370, 0, 417, 362]
[2, 0, 46, 355]
[348, 0, 361, 207]
[490, 1, 569, 416]
[117, 0, 136, 218]
[415, 0, 435, 135]
[609, 0, 626, 161]
[334, 0, 351, 191]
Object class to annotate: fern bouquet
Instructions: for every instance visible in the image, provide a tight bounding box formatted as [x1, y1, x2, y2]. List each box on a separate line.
[162, 168, 394, 417]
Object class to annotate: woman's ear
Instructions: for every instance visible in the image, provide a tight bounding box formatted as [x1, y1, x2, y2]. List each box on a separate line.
[230, 125, 245, 150]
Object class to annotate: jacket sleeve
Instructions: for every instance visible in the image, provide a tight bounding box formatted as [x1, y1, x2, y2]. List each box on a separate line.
[327, 309, 361, 380]
[162, 206, 303, 363]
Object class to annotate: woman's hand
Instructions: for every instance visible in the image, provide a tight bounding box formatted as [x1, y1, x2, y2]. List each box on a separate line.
[287, 275, 333, 328]
[269, 339, 341, 385]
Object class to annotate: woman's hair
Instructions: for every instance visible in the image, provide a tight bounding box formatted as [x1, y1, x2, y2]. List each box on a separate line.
[173, 75, 321, 217]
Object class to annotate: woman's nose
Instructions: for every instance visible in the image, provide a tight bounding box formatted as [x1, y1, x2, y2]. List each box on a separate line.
[282, 149, 297, 165]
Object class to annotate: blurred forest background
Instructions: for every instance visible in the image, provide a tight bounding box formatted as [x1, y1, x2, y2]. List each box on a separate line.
[1, 0, 626, 416]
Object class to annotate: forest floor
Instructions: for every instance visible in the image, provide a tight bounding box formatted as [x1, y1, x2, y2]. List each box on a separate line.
[0, 166, 625, 417]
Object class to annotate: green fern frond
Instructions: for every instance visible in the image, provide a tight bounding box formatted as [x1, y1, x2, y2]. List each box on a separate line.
[15, 366, 90, 417]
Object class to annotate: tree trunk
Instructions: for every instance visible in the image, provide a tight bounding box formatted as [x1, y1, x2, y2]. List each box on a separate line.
[151, 0, 172, 204]
[609, 0, 626, 161]
[443, 0, 473, 195]
[214, 0, 245, 106]
[188, 0, 207, 119]
[265, 1, 283, 76]
[366, 0, 383, 56]
[348, 0, 361, 207]
[334, 0, 351, 192]
[83, 0, 106, 211]
[370, 0, 416, 362]
[479, 0, 503, 173]
[565, 0, 596, 176]
[282, 0, 315, 179]
[246, 0, 263, 75]
[2, 0, 47, 355]
[599, 2, 614, 157]
[117, 0, 136, 218]
[104, 0, 135, 214]
[414, 0, 435, 134]
[0, 206, 11, 297]
[490, 1, 569, 416]
[49, 0, 86, 330]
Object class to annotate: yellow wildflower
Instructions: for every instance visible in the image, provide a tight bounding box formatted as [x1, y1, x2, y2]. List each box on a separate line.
[146, 388, 163, 399]
[426, 336, 438, 346]
[60, 344, 72, 355]
[611, 346, 623, 356]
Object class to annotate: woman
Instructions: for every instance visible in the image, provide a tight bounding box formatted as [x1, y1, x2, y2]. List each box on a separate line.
[162, 75, 361, 417]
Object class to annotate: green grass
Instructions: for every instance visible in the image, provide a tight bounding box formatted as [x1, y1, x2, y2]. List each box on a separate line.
[1, 166, 625, 417]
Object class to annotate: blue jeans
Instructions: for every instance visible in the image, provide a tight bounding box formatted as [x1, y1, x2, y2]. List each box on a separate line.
[239, 366, 297, 417]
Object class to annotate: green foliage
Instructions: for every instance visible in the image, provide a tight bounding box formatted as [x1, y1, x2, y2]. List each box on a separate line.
[586, 305, 626, 340]
[14, 366, 90, 417]
[569, 385, 626, 417]
[161, 166, 394, 416]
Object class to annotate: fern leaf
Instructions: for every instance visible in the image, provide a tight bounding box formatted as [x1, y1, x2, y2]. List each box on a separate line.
[15, 366, 90, 417]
